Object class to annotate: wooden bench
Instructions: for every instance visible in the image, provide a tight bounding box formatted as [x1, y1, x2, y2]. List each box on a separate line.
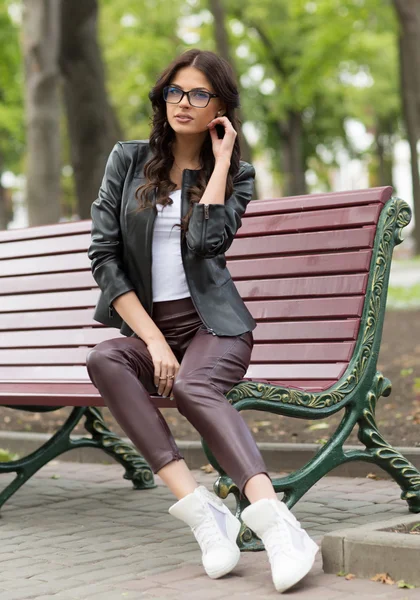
[1, 185, 419, 549]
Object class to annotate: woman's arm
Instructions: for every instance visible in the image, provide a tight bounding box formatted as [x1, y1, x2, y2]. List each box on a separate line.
[112, 291, 165, 344]
[197, 157, 230, 206]
[185, 161, 256, 259]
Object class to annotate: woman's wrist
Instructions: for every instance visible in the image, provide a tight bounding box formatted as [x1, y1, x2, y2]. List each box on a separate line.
[214, 156, 231, 170]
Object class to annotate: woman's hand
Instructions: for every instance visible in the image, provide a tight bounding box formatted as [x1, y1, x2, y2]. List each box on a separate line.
[146, 338, 180, 398]
[207, 115, 237, 164]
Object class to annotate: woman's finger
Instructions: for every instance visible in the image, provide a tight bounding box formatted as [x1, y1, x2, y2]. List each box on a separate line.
[208, 116, 234, 130]
[158, 364, 167, 396]
[154, 360, 162, 388]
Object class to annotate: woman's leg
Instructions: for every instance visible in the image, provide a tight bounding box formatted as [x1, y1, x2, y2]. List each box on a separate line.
[86, 335, 197, 497]
[171, 327, 272, 498]
[169, 324, 318, 590]
[244, 474, 277, 502]
[85, 306, 248, 580]
[157, 460, 198, 498]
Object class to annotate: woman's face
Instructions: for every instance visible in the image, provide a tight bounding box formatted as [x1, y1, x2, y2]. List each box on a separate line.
[165, 66, 226, 136]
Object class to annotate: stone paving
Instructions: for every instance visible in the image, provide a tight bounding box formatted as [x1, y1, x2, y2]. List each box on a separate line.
[1, 461, 420, 600]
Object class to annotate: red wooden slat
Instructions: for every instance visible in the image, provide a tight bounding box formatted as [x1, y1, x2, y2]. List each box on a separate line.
[235, 274, 369, 299]
[255, 320, 360, 341]
[228, 251, 372, 279]
[0, 366, 90, 379]
[0, 341, 356, 366]
[0, 381, 171, 407]
[0, 348, 92, 365]
[0, 289, 99, 312]
[0, 320, 360, 347]
[0, 379, 337, 398]
[0, 380, 98, 395]
[0, 379, 338, 406]
[227, 227, 376, 258]
[0, 309, 98, 331]
[0, 253, 90, 277]
[0, 220, 91, 243]
[1, 272, 371, 309]
[0, 292, 364, 320]
[0, 328, 123, 348]
[244, 186, 392, 217]
[0, 271, 96, 295]
[246, 363, 347, 380]
[251, 341, 355, 362]
[0, 394, 171, 407]
[238, 204, 382, 237]
[0, 234, 91, 260]
[248, 297, 364, 320]
[0, 362, 347, 381]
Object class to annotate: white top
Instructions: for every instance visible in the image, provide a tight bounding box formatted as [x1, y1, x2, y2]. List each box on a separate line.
[151, 188, 191, 302]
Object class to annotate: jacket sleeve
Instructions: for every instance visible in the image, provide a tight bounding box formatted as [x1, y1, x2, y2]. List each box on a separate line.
[88, 142, 135, 308]
[185, 162, 256, 259]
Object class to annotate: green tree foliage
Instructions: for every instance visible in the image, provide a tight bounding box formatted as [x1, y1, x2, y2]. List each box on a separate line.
[98, 0, 190, 140]
[0, 2, 24, 171]
[0, 0, 409, 219]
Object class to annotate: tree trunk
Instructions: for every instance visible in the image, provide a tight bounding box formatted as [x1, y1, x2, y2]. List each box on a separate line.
[59, 0, 123, 220]
[393, 0, 420, 252]
[22, 0, 62, 226]
[375, 123, 394, 188]
[278, 111, 307, 197]
[0, 182, 6, 232]
[208, 0, 259, 199]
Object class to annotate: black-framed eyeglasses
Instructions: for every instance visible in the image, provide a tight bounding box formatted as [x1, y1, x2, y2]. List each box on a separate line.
[163, 85, 219, 108]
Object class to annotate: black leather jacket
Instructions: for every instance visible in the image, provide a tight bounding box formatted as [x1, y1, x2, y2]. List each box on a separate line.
[88, 139, 257, 337]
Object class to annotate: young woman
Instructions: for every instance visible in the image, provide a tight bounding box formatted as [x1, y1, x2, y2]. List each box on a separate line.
[86, 48, 318, 593]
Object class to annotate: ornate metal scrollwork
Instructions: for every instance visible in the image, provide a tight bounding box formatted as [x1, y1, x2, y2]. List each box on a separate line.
[84, 406, 156, 488]
[359, 372, 420, 492]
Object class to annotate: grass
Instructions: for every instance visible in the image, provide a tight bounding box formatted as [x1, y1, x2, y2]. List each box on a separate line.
[392, 256, 420, 268]
[386, 284, 420, 309]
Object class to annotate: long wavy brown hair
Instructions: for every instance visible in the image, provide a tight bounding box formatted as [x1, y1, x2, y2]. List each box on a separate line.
[134, 48, 242, 241]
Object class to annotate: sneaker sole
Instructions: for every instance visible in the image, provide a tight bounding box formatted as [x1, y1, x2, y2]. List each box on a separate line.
[274, 545, 319, 593]
[206, 545, 241, 579]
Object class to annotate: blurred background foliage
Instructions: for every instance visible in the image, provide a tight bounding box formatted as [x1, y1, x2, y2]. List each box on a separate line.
[0, 0, 419, 254]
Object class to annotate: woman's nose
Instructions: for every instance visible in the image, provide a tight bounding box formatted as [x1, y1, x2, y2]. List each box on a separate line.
[179, 92, 192, 107]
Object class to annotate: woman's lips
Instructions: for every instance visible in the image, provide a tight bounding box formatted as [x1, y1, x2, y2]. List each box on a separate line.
[175, 116, 193, 123]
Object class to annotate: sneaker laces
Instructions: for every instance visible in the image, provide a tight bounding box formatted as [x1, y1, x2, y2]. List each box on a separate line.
[194, 510, 226, 553]
[197, 486, 224, 507]
[263, 516, 296, 561]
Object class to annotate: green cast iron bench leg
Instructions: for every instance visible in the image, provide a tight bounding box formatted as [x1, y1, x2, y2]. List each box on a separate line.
[201, 371, 420, 551]
[0, 405, 156, 510]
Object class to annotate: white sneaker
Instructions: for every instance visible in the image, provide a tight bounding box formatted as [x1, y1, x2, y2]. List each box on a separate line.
[168, 485, 241, 579]
[241, 498, 319, 593]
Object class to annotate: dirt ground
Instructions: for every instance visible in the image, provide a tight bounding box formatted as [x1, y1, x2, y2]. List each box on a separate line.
[1, 309, 419, 449]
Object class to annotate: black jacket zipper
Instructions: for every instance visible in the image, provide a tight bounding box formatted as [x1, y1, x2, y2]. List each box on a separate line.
[201, 204, 209, 254]
[180, 178, 216, 335]
[148, 189, 158, 319]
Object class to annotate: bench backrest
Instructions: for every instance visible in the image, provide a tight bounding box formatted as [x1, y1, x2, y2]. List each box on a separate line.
[0, 186, 397, 393]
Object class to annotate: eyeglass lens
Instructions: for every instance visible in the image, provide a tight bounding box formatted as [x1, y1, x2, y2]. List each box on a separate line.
[164, 86, 210, 107]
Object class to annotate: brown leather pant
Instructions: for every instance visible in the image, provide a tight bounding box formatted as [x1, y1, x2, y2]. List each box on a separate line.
[86, 296, 269, 495]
